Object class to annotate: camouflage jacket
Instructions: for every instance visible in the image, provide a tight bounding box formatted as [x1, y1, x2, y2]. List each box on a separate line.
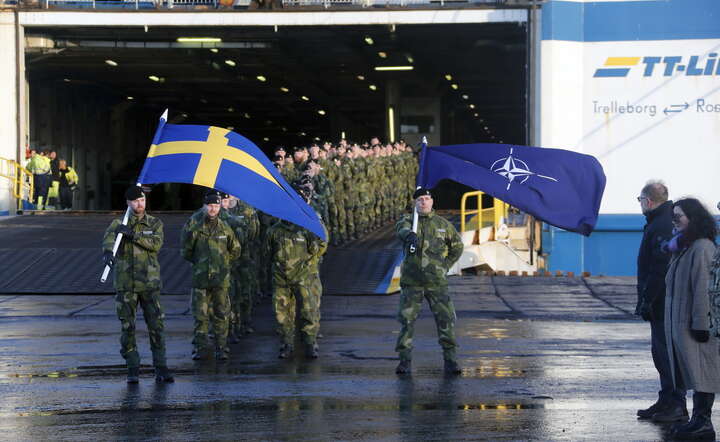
[396, 211, 464, 288]
[228, 202, 259, 241]
[266, 220, 327, 284]
[181, 210, 241, 289]
[102, 213, 163, 292]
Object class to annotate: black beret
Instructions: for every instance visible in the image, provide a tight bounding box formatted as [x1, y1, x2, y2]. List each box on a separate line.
[125, 186, 145, 201]
[204, 190, 222, 205]
[413, 187, 432, 199]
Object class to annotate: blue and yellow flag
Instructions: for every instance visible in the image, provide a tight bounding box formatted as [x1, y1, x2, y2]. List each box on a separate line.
[137, 114, 326, 240]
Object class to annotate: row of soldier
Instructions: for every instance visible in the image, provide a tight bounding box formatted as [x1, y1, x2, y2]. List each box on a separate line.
[271, 137, 419, 245]
[102, 184, 326, 383]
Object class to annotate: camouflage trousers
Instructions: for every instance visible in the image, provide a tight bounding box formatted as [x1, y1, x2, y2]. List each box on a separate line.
[272, 276, 322, 345]
[230, 266, 256, 332]
[395, 285, 458, 361]
[333, 203, 347, 243]
[191, 287, 231, 353]
[115, 290, 167, 369]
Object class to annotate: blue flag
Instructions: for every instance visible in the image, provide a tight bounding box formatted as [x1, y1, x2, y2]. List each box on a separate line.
[137, 114, 326, 240]
[417, 143, 606, 236]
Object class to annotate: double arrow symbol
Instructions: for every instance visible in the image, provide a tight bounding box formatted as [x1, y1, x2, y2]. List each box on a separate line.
[663, 102, 689, 115]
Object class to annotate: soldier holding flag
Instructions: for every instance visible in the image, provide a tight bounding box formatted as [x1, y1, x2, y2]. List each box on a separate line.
[102, 186, 174, 384]
[394, 187, 464, 375]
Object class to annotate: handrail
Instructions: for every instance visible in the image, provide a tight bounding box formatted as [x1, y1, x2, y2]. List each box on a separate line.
[0, 156, 34, 211]
[460, 190, 508, 240]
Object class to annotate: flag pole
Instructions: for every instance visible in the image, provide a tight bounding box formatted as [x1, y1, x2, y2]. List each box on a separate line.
[409, 136, 428, 254]
[100, 109, 169, 283]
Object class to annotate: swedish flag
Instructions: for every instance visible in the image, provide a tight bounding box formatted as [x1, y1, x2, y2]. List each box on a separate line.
[138, 114, 325, 240]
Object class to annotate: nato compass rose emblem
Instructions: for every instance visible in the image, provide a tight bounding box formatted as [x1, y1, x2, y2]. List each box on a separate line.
[491, 147, 558, 190]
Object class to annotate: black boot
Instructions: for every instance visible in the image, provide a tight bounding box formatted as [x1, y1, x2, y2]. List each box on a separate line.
[637, 400, 667, 419]
[215, 347, 230, 361]
[305, 343, 319, 359]
[192, 347, 209, 361]
[673, 392, 715, 440]
[651, 402, 688, 422]
[154, 366, 175, 383]
[279, 344, 294, 359]
[126, 367, 140, 384]
[395, 359, 411, 375]
[444, 359, 462, 375]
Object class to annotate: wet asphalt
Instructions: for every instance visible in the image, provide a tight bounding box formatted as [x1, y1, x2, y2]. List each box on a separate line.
[0, 275, 710, 441]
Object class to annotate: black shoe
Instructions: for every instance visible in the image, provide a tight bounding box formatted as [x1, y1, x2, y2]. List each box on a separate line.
[396, 359, 411, 374]
[279, 344, 294, 359]
[154, 366, 175, 383]
[673, 415, 715, 440]
[444, 359, 462, 375]
[652, 405, 689, 423]
[215, 349, 229, 361]
[305, 343, 319, 359]
[127, 367, 140, 384]
[637, 401, 667, 419]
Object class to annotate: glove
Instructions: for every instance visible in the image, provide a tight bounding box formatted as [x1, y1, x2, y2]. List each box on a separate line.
[639, 301, 652, 322]
[405, 232, 418, 249]
[691, 329, 710, 343]
[102, 250, 115, 267]
[115, 224, 134, 240]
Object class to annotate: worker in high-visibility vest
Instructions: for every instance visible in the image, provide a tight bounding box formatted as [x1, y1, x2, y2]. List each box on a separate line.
[25, 150, 52, 210]
[57, 159, 79, 210]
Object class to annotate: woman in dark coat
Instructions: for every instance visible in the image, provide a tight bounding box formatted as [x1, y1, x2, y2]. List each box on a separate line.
[665, 198, 719, 440]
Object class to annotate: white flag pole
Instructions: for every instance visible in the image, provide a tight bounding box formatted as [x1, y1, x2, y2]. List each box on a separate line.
[100, 109, 168, 283]
[409, 136, 427, 254]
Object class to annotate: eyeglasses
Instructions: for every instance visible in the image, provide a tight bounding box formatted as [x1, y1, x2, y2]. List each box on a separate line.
[637, 196, 649, 202]
[672, 213, 686, 222]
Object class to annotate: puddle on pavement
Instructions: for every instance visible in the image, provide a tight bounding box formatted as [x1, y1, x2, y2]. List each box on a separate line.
[5, 398, 546, 418]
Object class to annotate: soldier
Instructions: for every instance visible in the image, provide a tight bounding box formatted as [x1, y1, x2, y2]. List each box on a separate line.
[394, 188, 464, 375]
[102, 186, 173, 383]
[223, 195, 260, 337]
[181, 190, 241, 361]
[266, 180, 328, 359]
[302, 160, 334, 227]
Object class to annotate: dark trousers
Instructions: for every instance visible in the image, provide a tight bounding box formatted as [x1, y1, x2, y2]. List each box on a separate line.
[651, 319, 686, 405]
[59, 186, 73, 209]
[33, 174, 50, 204]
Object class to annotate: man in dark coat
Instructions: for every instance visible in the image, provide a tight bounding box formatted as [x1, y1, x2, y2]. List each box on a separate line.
[635, 181, 686, 421]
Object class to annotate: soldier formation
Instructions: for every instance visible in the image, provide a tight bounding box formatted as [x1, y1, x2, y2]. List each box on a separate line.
[101, 139, 473, 383]
[272, 138, 418, 246]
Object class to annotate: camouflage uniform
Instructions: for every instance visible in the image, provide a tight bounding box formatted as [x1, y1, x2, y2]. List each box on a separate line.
[181, 210, 241, 357]
[708, 247, 720, 337]
[395, 210, 464, 362]
[227, 201, 260, 334]
[266, 220, 328, 346]
[102, 213, 166, 369]
[330, 162, 348, 244]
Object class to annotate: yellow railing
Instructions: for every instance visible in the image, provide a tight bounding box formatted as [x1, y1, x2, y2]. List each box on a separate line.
[0, 156, 34, 210]
[460, 190, 508, 238]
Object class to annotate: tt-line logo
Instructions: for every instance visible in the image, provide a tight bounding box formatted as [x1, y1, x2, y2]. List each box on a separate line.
[593, 55, 720, 78]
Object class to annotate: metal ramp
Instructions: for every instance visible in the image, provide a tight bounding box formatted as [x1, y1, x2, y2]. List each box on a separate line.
[320, 222, 403, 295]
[0, 212, 404, 295]
[0, 193, 539, 296]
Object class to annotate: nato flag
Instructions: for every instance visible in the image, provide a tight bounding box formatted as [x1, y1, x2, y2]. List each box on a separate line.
[417, 143, 606, 236]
